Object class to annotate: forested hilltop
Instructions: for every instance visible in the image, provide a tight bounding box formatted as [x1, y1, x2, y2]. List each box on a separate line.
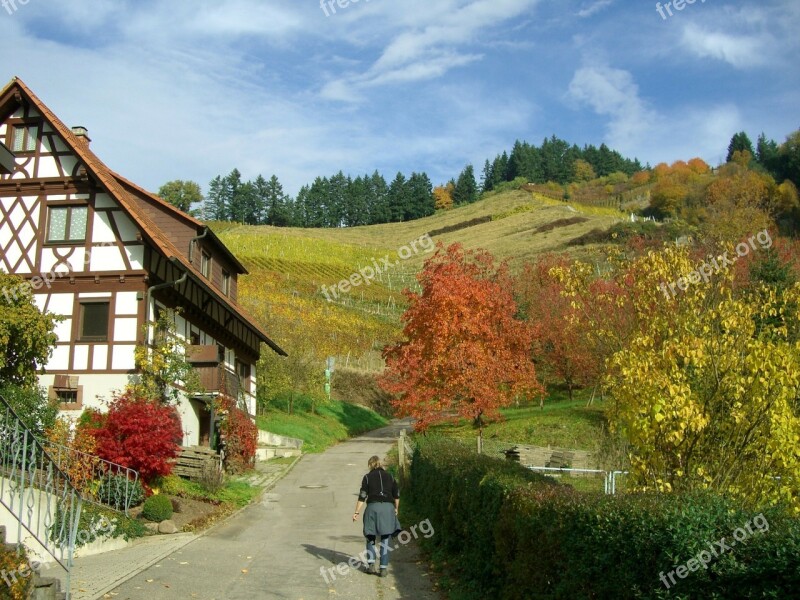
[159, 129, 799, 238]
[175, 135, 642, 228]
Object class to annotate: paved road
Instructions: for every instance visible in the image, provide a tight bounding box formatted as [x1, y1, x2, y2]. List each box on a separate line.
[111, 420, 440, 599]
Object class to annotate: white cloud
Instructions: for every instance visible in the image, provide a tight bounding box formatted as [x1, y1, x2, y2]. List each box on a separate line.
[681, 23, 768, 69]
[321, 0, 539, 101]
[577, 0, 614, 18]
[568, 65, 657, 151]
[567, 64, 742, 167]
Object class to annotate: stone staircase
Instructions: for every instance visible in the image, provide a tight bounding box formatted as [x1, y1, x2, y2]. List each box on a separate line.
[0, 525, 66, 600]
[255, 431, 303, 462]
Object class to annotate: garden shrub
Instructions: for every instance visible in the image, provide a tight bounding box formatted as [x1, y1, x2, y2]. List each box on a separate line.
[199, 460, 225, 494]
[0, 543, 34, 599]
[0, 383, 58, 438]
[406, 437, 800, 600]
[154, 474, 184, 496]
[50, 504, 146, 547]
[97, 473, 145, 511]
[44, 417, 101, 494]
[218, 398, 257, 474]
[142, 494, 174, 522]
[90, 391, 183, 484]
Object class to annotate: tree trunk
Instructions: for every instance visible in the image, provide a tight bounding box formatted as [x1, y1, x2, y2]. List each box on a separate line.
[476, 411, 484, 454]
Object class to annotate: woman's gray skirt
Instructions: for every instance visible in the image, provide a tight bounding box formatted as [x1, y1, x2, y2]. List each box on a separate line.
[363, 502, 402, 538]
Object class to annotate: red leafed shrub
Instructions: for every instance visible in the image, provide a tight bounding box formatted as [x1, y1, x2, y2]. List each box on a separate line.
[218, 397, 257, 474]
[91, 391, 183, 484]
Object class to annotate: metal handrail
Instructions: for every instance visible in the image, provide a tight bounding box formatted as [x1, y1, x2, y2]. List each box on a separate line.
[0, 394, 82, 599]
[40, 440, 140, 516]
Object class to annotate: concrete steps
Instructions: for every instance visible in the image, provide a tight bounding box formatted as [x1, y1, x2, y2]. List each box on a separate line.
[255, 430, 303, 462]
[255, 446, 302, 461]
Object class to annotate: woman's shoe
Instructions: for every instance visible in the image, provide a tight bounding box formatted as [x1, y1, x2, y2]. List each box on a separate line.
[365, 562, 376, 574]
[379, 568, 388, 577]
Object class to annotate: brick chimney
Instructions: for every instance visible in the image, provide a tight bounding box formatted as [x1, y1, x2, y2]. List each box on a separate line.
[71, 126, 91, 146]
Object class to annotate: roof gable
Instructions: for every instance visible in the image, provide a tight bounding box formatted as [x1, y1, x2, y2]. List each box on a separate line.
[0, 77, 283, 354]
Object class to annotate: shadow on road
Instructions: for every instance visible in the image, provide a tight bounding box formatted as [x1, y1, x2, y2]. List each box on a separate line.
[302, 543, 358, 566]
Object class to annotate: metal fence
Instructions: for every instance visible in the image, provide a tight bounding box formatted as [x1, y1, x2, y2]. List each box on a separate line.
[0, 394, 82, 598]
[525, 466, 628, 495]
[395, 431, 629, 495]
[41, 440, 141, 515]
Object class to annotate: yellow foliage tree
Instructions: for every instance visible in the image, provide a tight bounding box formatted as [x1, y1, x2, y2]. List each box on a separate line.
[132, 310, 202, 403]
[592, 246, 800, 510]
[433, 183, 454, 211]
[573, 159, 596, 182]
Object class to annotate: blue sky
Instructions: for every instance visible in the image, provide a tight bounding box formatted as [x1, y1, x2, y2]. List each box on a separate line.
[2, 0, 798, 196]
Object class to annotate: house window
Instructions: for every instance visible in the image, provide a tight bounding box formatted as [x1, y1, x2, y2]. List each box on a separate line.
[47, 206, 88, 243]
[49, 376, 82, 410]
[201, 251, 212, 279]
[222, 271, 231, 296]
[12, 124, 38, 153]
[79, 301, 110, 341]
[55, 389, 78, 404]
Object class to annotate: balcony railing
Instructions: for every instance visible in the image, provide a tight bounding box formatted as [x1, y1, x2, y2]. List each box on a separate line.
[194, 364, 240, 399]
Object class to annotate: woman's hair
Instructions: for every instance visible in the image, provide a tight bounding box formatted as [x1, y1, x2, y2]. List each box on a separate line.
[368, 455, 382, 470]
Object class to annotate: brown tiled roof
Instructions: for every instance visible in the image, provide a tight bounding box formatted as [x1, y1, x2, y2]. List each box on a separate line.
[110, 171, 249, 274]
[1, 77, 285, 355]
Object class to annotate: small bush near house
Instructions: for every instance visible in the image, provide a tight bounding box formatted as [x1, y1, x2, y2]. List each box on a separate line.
[199, 460, 225, 494]
[218, 397, 257, 474]
[97, 474, 145, 511]
[142, 494, 174, 522]
[0, 543, 34, 599]
[89, 391, 183, 484]
[153, 474, 183, 496]
[0, 384, 58, 438]
[50, 504, 146, 548]
[44, 417, 101, 494]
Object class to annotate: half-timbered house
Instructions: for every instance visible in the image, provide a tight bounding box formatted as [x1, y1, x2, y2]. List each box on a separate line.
[0, 77, 286, 447]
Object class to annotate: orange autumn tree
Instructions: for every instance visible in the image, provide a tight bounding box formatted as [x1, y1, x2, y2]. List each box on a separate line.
[380, 243, 542, 437]
[516, 254, 600, 404]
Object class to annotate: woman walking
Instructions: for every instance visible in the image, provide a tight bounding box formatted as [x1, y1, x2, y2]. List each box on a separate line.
[352, 455, 401, 577]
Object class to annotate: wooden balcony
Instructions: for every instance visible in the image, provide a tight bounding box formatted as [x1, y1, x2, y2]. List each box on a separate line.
[186, 345, 251, 401]
[194, 364, 240, 399]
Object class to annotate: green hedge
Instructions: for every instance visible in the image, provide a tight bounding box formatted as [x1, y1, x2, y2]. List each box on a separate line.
[405, 437, 800, 600]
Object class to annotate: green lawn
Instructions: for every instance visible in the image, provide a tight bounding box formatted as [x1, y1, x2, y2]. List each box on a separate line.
[158, 474, 263, 508]
[257, 397, 387, 453]
[429, 394, 608, 453]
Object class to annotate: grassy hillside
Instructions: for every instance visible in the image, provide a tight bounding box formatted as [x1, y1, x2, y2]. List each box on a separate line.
[256, 397, 387, 453]
[213, 189, 627, 371]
